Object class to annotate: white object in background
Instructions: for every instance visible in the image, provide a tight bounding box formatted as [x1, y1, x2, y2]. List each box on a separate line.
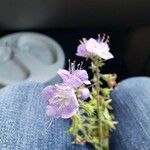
[0, 32, 65, 87]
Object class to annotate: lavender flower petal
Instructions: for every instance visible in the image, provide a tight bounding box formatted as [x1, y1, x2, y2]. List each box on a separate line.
[46, 105, 60, 118]
[42, 83, 79, 119]
[57, 69, 70, 82]
[74, 70, 91, 85]
[61, 93, 79, 118]
[76, 36, 114, 60]
[86, 38, 99, 53]
[76, 43, 88, 57]
[41, 85, 55, 101]
[58, 67, 90, 88]
[65, 76, 83, 88]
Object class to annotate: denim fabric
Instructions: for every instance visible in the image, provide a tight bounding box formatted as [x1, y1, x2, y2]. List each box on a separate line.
[110, 77, 150, 150]
[0, 77, 150, 150]
[0, 82, 92, 150]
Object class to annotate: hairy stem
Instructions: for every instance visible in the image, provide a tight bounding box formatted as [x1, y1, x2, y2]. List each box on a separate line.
[91, 57, 109, 150]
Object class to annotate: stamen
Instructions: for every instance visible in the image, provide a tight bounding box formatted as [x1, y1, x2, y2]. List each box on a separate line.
[87, 83, 99, 88]
[106, 40, 109, 43]
[68, 60, 83, 72]
[82, 38, 87, 43]
[103, 33, 106, 36]
[98, 34, 101, 42]
[101, 33, 106, 42]
[79, 40, 84, 44]
[80, 61, 83, 69]
[98, 33, 110, 43]
[106, 35, 110, 43]
[77, 63, 80, 70]
[71, 62, 75, 73]
[68, 59, 71, 72]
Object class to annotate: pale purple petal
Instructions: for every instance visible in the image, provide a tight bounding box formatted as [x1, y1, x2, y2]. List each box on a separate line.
[74, 70, 91, 85]
[43, 84, 79, 119]
[76, 37, 114, 60]
[57, 69, 70, 82]
[41, 86, 55, 101]
[62, 69, 91, 87]
[102, 51, 114, 60]
[58, 69, 90, 88]
[99, 42, 110, 52]
[61, 105, 78, 119]
[86, 38, 100, 53]
[66, 76, 83, 88]
[76, 43, 88, 57]
[46, 105, 60, 118]
[95, 47, 113, 60]
[96, 42, 114, 60]
[61, 92, 79, 118]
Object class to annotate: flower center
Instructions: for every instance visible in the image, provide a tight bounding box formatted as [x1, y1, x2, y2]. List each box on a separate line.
[55, 91, 70, 109]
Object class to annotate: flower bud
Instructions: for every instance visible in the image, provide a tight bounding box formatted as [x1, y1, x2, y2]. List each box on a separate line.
[80, 88, 90, 100]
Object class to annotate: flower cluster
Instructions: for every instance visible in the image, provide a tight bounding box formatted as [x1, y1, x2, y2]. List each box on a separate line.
[76, 34, 114, 60]
[42, 61, 90, 118]
[42, 34, 117, 150]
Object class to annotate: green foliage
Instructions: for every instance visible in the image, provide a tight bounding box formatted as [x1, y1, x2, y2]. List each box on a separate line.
[69, 56, 117, 150]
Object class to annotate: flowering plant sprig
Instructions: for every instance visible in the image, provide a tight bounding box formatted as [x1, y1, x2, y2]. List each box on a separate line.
[42, 34, 117, 150]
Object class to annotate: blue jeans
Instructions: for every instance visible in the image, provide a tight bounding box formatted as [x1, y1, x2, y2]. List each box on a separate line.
[0, 77, 150, 150]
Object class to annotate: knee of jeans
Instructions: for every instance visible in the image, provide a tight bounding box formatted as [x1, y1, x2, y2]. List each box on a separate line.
[111, 77, 150, 102]
[3, 81, 43, 92]
[0, 81, 45, 105]
[114, 76, 149, 92]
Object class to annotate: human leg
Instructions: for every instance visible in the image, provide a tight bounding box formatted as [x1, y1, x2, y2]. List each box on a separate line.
[110, 77, 150, 150]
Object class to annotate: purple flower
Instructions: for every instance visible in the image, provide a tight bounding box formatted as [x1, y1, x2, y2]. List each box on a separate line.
[42, 84, 79, 119]
[57, 61, 91, 88]
[80, 88, 90, 100]
[76, 35, 114, 60]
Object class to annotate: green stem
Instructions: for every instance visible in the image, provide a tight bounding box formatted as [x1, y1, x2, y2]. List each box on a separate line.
[94, 59, 103, 149]
[92, 58, 109, 150]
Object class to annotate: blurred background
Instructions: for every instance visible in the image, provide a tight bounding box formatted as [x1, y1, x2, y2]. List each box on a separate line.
[0, 0, 149, 84]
